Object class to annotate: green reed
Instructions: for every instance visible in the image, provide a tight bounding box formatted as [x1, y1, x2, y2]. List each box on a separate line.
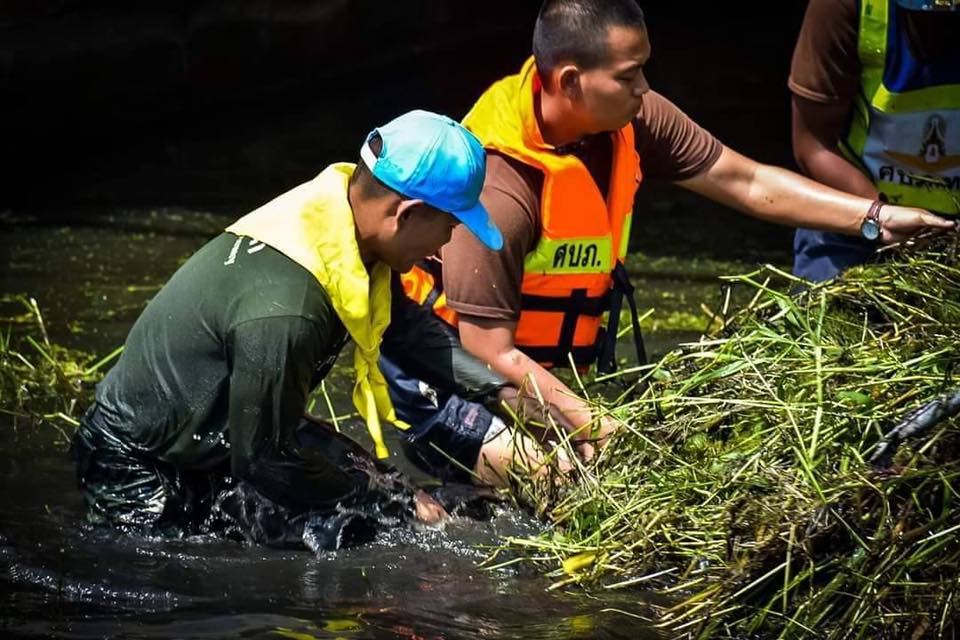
[0, 295, 120, 436]
[502, 235, 960, 639]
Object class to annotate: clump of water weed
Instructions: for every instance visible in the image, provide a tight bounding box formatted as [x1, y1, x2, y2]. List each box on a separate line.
[0, 295, 120, 437]
[500, 234, 960, 639]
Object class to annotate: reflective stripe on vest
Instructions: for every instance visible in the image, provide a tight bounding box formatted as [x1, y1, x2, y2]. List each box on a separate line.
[843, 0, 960, 214]
[463, 56, 641, 369]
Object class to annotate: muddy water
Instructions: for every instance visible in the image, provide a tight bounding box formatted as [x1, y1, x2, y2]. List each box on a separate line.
[0, 430, 647, 639]
[0, 210, 784, 639]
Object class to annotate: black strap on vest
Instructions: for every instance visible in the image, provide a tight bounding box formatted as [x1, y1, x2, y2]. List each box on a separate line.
[597, 262, 648, 376]
[598, 263, 660, 420]
[417, 258, 649, 376]
[519, 344, 599, 367]
[519, 290, 607, 315]
[519, 289, 608, 368]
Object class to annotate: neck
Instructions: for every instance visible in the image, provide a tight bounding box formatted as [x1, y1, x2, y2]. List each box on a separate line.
[537, 89, 589, 147]
[348, 184, 378, 268]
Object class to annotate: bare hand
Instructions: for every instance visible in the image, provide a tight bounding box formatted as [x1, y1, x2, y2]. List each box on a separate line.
[879, 206, 956, 244]
[413, 489, 448, 525]
[496, 386, 577, 434]
[573, 414, 621, 461]
[593, 414, 620, 448]
[574, 440, 596, 462]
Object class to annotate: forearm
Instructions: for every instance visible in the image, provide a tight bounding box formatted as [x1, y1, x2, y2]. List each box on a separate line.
[227, 316, 363, 510]
[482, 346, 593, 434]
[684, 146, 954, 244]
[227, 369, 365, 510]
[690, 147, 875, 236]
[458, 316, 620, 453]
[742, 162, 874, 235]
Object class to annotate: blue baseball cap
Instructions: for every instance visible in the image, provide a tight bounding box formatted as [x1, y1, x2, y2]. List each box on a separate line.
[360, 110, 503, 251]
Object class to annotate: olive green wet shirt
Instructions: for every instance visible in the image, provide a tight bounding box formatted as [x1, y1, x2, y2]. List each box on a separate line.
[93, 232, 352, 506]
[90, 231, 507, 508]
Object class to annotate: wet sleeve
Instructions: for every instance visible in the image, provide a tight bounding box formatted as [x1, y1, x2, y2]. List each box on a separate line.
[226, 316, 365, 510]
[441, 153, 541, 321]
[382, 274, 508, 400]
[787, 0, 861, 104]
[635, 91, 723, 182]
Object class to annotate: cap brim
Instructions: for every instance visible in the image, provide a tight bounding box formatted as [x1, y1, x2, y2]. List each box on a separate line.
[452, 200, 503, 251]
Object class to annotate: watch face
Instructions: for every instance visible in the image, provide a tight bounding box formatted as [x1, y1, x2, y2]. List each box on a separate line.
[861, 219, 880, 241]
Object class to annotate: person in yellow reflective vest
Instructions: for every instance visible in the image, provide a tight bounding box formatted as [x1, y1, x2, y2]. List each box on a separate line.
[70, 110, 505, 549]
[791, 0, 960, 282]
[380, 0, 956, 488]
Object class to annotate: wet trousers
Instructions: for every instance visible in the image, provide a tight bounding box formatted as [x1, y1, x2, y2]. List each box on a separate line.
[71, 406, 416, 551]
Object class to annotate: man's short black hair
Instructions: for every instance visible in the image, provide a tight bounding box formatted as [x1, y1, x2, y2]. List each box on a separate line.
[533, 0, 646, 81]
[349, 133, 399, 200]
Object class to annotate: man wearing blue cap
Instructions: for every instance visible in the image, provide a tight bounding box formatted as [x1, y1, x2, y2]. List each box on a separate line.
[70, 110, 505, 549]
[790, 0, 960, 281]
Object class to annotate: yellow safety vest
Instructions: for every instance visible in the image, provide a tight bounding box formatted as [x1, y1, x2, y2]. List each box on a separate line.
[842, 0, 960, 214]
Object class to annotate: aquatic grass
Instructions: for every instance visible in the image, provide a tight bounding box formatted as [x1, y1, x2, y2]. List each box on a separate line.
[0, 295, 120, 436]
[505, 236, 960, 638]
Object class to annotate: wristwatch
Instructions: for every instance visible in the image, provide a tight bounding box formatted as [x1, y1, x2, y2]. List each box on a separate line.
[860, 199, 884, 241]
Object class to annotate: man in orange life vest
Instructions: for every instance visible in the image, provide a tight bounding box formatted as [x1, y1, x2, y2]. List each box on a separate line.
[380, 0, 955, 487]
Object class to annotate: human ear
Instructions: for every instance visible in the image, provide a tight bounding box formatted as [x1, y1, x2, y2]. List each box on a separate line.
[557, 65, 581, 98]
[394, 198, 425, 228]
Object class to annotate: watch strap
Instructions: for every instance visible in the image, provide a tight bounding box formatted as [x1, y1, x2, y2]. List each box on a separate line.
[867, 199, 884, 226]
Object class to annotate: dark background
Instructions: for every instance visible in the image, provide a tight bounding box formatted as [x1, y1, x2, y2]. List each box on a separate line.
[1, 0, 809, 256]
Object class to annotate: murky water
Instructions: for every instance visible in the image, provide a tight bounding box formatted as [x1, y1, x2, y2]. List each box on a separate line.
[0, 209, 785, 639]
[0, 428, 650, 639]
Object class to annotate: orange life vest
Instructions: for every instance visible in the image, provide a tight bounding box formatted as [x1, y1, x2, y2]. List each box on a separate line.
[402, 56, 642, 369]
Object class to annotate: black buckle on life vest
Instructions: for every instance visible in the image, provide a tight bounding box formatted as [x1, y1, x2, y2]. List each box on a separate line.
[519, 291, 607, 315]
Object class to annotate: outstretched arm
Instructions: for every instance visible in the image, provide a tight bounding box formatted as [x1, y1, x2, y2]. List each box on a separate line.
[678, 145, 954, 244]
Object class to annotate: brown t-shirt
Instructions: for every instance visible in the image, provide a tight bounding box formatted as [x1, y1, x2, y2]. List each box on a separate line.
[441, 89, 722, 321]
[788, 0, 861, 104]
[789, 0, 960, 104]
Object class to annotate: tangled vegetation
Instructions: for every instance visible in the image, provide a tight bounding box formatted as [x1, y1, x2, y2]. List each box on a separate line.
[0, 295, 119, 438]
[500, 235, 960, 639]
